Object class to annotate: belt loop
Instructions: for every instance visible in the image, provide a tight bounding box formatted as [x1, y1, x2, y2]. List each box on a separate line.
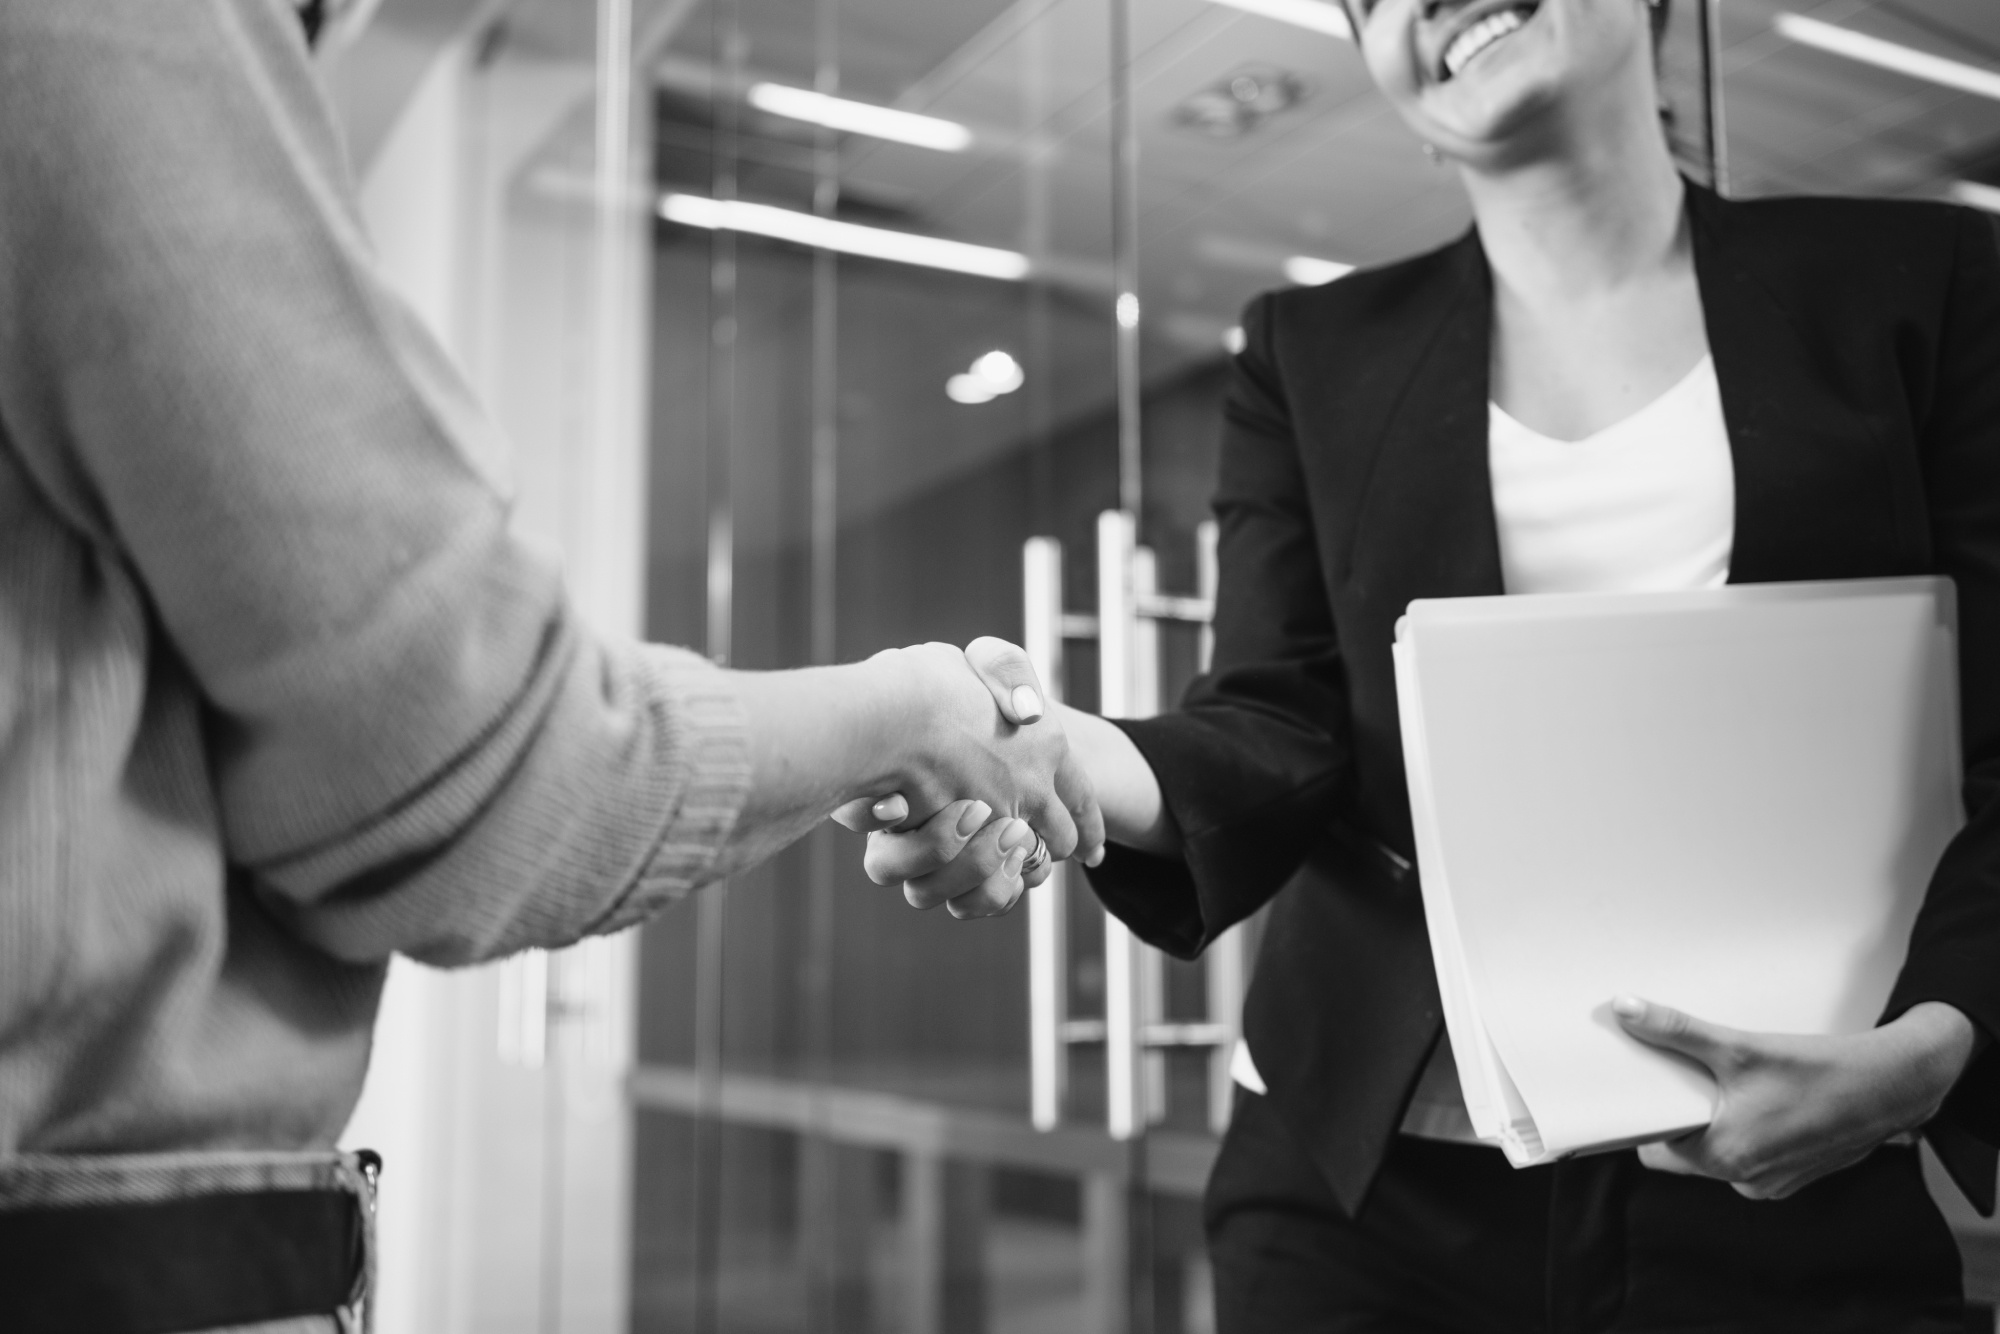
[341, 1149, 383, 1334]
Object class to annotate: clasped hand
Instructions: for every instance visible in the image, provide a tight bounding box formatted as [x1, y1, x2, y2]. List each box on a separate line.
[1612, 996, 1977, 1199]
[836, 637, 1102, 918]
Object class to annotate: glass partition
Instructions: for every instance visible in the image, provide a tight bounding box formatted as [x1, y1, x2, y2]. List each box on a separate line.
[1707, 2, 2000, 1315]
[608, 0, 2000, 1329]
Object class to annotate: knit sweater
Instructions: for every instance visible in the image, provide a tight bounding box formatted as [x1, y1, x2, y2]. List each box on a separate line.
[0, 0, 750, 1154]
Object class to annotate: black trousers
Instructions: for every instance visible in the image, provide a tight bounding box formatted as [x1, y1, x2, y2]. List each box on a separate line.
[1207, 1090, 1967, 1334]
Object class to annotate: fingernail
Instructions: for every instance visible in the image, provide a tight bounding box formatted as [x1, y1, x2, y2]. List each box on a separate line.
[957, 802, 992, 837]
[1000, 819, 1034, 852]
[1002, 845, 1027, 876]
[1086, 846, 1105, 868]
[1011, 685, 1044, 723]
[872, 796, 903, 822]
[1611, 996, 1644, 1020]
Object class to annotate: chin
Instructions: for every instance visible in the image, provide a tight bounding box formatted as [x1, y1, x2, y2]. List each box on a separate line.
[1421, 67, 1567, 163]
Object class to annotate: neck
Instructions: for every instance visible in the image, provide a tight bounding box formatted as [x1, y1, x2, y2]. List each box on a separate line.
[1458, 74, 1688, 300]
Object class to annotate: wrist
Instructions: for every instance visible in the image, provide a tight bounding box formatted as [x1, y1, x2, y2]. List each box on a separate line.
[840, 650, 929, 805]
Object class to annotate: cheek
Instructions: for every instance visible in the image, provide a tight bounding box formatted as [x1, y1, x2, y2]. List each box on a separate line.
[1359, 30, 1427, 122]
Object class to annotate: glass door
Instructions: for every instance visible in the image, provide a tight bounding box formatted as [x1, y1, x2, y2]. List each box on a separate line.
[624, 0, 1719, 1330]
[1702, 1, 2000, 1315]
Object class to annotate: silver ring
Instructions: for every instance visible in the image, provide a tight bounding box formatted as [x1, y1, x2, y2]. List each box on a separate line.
[1020, 835, 1051, 876]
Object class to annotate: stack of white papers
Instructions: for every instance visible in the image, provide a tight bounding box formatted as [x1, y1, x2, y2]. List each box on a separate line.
[1392, 578, 1962, 1167]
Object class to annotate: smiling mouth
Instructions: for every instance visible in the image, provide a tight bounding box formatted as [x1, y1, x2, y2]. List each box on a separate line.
[1440, 3, 1537, 81]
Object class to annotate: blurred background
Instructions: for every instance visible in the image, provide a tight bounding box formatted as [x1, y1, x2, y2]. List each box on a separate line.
[319, 0, 2000, 1330]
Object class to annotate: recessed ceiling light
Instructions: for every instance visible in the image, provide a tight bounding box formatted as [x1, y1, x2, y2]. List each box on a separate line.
[1207, 0, 1352, 41]
[1175, 66, 1311, 138]
[1284, 255, 1355, 286]
[1773, 13, 2000, 103]
[747, 84, 975, 151]
[971, 351, 1025, 394]
[948, 351, 1026, 405]
[659, 194, 1029, 281]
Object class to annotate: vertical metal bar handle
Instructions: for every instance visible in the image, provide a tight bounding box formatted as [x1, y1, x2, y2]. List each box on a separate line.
[1096, 511, 1144, 1139]
[1127, 545, 1166, 1125]
[1206, 926, 1245, 1133]
[1196, 519, 1219, 674]
[1023, 538, 1068, 1132]
[1097, 511, 1136, 720]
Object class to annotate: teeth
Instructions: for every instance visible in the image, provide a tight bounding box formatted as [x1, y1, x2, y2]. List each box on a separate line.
[1443, 8, 1528, 79]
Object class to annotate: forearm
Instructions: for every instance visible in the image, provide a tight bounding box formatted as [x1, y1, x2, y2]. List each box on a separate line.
[1058, 704, 1180, 856]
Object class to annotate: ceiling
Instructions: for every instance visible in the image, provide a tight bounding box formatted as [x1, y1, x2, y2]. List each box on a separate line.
[325, 0, 2000, 545]
[626, 0, 2000, 375]
[333, 0, 2000, 372]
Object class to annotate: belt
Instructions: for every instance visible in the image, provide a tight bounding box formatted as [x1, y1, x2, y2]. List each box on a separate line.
[0, 1148, 378, 1334]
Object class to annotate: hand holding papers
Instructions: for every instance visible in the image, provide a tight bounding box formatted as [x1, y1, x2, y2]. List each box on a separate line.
[1393, 579, 1963, 1168]
[1607, 994, 1978, 1199]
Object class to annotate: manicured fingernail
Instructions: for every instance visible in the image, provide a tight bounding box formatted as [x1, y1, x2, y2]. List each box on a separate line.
[1002, 846, 1027, 876]
[999, 819, 1034, 852]
[1011, 685, 1044, 723]
[872, 796, 903, 822]
[1086, 846, 1105, 868]
[1611, 996, 1644, 1020]
[957, 802, 992, 837]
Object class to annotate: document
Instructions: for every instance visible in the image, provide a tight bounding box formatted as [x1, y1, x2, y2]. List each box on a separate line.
[1392, 578, 1962, 1166]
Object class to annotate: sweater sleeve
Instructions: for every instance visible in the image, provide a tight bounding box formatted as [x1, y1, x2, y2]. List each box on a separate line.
[0, 0, 749, 965]
[1083, 292, 1355, 959]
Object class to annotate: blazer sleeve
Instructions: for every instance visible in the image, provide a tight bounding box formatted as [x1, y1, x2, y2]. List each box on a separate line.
[1083, 293, 1355, 959]
[1885, 209, 2000, 1145]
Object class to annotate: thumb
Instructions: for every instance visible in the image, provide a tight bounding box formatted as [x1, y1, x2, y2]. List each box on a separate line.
[963, 636, 1048, 725]
[1611, 996, 1739, 1071]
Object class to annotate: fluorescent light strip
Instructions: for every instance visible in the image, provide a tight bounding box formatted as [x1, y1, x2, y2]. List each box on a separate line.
[1773, 13, 2000, 103]
[747, 84, 973, 152]
[1207, 0, 1353, 41]
[659, 194, 1030, 281]
[1285, 255, 1355, 286]
[1952, 181, 2000, 215]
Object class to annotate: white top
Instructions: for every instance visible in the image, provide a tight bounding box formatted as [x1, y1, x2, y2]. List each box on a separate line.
[1232, 354, 1737, 1141]
[1489, 356, 1734, 596]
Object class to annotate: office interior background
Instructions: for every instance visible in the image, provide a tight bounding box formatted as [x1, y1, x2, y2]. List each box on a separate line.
[317, 0, 2000, 1329]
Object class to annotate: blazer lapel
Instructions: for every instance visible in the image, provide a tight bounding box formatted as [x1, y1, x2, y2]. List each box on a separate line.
[1687, 184, 1926, 583]
[1339, 233, 1506, 622]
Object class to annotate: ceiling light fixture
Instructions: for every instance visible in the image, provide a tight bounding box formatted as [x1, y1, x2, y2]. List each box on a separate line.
[1284, 255, 1355, 286]
[947, 350, 1026, 405]
[1773, 13, 2000, 103]
[1951, 181, 2000, 215]
[746, 83, 975, 152]
[1175, 66, 1312, 138]
[659, 194, 1030, 281]
[1207, 0, 1353, 40]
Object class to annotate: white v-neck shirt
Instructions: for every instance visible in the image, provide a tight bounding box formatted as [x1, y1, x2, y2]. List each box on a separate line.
[1489, 355, 1734, 595]
[1231, 354, 1737, 1141]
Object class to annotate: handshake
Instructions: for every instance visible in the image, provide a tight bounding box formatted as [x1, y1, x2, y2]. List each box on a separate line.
[825, 637, 1111, 919]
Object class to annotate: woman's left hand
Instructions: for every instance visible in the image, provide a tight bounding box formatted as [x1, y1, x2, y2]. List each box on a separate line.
[1613, 997, 1980, 1200]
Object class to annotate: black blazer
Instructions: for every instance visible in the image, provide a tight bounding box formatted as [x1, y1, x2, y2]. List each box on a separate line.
[1086, 184, 2000, 1216]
